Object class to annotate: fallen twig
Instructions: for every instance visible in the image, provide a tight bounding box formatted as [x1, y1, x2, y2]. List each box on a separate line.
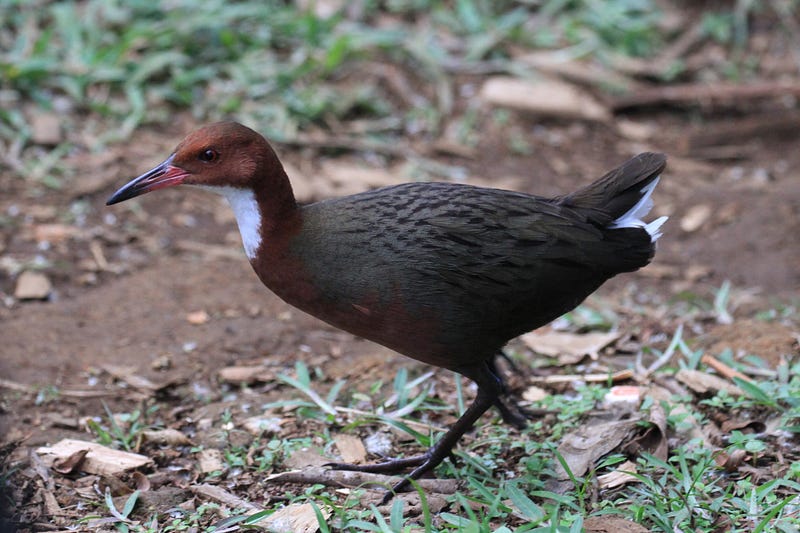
[701, 354, 753, 383]
[0, 378, 115, 398]
[529, 369, 634, 384]
[612, 81, 800, 111]
[266, 466, 459, 494]
[682, 111, 800, 152]
[191, 483, 260, 511]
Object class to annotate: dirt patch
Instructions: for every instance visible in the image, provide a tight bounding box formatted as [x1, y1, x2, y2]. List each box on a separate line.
[2, 93, 800, 533]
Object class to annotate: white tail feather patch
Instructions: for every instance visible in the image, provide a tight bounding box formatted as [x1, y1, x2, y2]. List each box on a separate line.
[608, 176, 667, 242]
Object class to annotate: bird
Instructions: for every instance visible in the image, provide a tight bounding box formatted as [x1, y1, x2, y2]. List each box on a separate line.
[107, 121, 667, 500]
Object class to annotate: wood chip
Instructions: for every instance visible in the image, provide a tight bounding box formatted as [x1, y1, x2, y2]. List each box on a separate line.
[333, 434, 367, 464]
[256, 502, 331, 533]
[36, 439, 152, 476]
[481, 76, 611, 122]
[14, 270, 52, 300]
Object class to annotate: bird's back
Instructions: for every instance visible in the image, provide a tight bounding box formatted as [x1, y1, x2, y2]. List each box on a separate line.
[272, 155, 665, 370]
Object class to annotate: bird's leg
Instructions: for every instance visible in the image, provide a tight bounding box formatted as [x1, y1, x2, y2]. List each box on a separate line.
[327, 362, 504, 502]
[327, 391, 495, 495]
[486, 354, 529, 429]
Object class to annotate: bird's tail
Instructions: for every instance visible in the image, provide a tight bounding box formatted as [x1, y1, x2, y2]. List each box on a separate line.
[557, 152, 668, 242]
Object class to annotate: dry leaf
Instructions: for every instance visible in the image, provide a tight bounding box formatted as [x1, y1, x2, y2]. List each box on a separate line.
[720, 419, 766, 434]
[242, 415, 283, 435]
[37, 439, 152, 476]
[481, 76, 611, 122]
[256, 502, 331, 533]
[626, 401, 668, 461]
[284, 449, 329, 469]
[333, 434, 367, 464]
[521, 330, 621, 364]
[597, 459, 639, 489]
[197, 449, 225, 474]
[142, 429, 192, 446]
[132, 471, 151, 492]
[102, 364, 159, 391]
[675, 369, 745, 396]
[553, 417, 641, 481]
[522, 385, 548, 402]
[52, 449, 89, 475]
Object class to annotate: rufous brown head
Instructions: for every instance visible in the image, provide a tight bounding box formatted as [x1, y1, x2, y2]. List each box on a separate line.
[106, 122, 278, 205]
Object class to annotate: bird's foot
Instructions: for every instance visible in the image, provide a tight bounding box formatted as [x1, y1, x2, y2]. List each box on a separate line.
[326, 449, 453, 503]
[495, 395, 555, 429]
[324, 453, 429, 475]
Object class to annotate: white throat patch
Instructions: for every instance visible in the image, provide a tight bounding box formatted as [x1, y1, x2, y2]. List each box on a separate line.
[208, 186, 262, 260]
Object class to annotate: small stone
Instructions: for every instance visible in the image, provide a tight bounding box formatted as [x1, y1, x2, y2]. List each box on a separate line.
[364, 432, 393, 457]
[242, 415, 283, 435]
[186, 310, 210, 325]
[151, 354, 172, 371]
[14, 270, 52, 300]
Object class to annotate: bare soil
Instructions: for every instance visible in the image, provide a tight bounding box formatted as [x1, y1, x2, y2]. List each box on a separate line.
[1, 107, 798, 529]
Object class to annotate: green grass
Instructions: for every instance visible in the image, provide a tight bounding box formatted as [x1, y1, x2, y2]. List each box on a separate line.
[0, 0, 674, 183]
[61, 318, 800, 532]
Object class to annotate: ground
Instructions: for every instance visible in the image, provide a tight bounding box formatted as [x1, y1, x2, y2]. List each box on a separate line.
[1, 3, 800, 531]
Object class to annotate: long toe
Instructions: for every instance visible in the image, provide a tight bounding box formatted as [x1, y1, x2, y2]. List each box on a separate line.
[382, 454, 442, 503]
[325, 454, 429, 475]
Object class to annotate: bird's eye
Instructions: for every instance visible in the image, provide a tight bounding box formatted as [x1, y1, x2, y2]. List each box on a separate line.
[199, 149, 218, 162]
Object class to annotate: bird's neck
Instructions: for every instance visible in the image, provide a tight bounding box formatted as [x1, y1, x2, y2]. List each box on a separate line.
[216, 168, 299, 261]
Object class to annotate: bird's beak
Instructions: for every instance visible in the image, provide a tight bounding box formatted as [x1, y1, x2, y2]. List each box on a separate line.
[106, 154, 189, 205]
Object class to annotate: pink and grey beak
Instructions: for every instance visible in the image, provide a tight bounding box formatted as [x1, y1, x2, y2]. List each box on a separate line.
[106, 155, 189, 205]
